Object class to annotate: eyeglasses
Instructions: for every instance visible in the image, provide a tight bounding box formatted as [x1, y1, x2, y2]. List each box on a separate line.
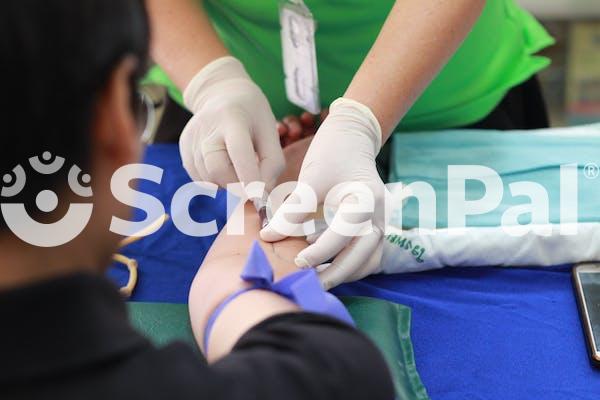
[134, 90, 157, 144]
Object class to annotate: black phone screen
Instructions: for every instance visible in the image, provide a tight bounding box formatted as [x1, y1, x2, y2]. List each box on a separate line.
[579, 272, 600, 352]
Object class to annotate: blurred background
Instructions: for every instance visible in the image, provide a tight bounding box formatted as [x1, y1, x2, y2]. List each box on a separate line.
[519, 0, 600, 126]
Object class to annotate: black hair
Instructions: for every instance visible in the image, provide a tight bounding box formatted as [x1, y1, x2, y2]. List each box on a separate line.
[0, 0, 149, 225]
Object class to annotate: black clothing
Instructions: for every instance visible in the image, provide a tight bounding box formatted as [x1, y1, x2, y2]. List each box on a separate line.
[0, 274, 393, 400]
[464, 76, 550, 130]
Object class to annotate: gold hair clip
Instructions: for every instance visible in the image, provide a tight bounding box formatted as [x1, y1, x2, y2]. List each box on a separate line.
[113, 214, 169, 297]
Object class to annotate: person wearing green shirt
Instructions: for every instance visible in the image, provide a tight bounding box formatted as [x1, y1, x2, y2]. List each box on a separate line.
[146, 0, 554, 289]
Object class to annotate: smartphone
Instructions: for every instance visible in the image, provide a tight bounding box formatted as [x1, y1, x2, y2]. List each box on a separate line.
[572, 263, 600, 368]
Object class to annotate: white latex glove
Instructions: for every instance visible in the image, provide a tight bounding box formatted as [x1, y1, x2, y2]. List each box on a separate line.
[180, 56, 285, 190]
[260, 98, 389, 290]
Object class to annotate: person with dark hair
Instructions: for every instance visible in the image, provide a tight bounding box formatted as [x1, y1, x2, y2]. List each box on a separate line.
[0, 1, 393, 399]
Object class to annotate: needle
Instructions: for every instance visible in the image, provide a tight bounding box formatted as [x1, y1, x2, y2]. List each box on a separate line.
[253, 198, 270, 230]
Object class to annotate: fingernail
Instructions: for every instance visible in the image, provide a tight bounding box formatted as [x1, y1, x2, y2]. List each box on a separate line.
[315, 264, 330, 273]
[259, 228, 270, 241]
[295, 257, 312, 269]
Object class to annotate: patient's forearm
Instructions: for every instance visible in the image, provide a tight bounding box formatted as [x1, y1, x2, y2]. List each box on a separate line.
[187, 201, 394, 399]
[189, 202, 308, 361]
[189, 137, 313, 361]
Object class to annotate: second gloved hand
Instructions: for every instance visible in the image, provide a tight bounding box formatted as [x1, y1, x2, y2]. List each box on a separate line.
[261, 98, 389, 290]
[180, 56, 285, 189]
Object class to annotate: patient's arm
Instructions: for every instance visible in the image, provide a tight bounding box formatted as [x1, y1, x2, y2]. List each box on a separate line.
[189, 138, 313, 361]
[188, 136, 395, 399]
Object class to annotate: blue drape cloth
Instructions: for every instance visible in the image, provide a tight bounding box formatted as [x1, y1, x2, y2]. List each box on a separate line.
[111, 135, 600, 399]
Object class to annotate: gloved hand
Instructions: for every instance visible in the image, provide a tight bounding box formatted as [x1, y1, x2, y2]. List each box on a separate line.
[261, 98, 389, 290]
[180, 56, 285, 190]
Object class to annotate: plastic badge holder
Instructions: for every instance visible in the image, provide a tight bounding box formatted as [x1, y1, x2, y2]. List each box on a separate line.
[280, 0, 321, 114]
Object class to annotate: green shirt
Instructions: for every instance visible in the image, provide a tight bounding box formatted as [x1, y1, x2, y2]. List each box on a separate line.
[146, 0, 554, 131]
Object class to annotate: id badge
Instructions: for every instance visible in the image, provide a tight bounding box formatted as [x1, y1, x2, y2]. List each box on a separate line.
[280, 0, 321, 114]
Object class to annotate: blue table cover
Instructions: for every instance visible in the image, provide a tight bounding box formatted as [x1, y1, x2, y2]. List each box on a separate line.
[110, 143, 600, 399]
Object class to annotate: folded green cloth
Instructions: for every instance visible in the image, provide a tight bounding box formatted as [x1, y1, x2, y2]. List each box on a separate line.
[128, 296, 429, 400]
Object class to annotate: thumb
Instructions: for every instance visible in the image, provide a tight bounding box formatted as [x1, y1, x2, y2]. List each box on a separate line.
[260, 188, 317, 242]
